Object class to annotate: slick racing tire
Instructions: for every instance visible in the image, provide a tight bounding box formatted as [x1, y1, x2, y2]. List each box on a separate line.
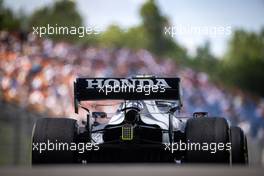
[230, 126, 248, 164]
[32, 117, 77, 164]
[185, 117, 230, 163]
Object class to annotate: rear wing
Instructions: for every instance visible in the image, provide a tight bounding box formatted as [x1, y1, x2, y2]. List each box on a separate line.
[74, 77, 181, 113]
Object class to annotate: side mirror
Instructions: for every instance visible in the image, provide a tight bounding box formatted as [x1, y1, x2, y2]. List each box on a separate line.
[193, 112, 208, 118]
[156, 101, 179, 113]
[92, 112, 107, 119]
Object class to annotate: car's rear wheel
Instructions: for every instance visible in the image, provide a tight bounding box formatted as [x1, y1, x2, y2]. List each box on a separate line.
[230, 126, 248, 164]
[185, 117, 230, 163]
[32, 117, 78, 164]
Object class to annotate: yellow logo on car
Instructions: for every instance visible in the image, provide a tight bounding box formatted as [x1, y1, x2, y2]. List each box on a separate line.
[122, 124, 133, 140]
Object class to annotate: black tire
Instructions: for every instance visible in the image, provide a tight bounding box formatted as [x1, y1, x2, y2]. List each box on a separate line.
[230, 126, 248, 164]
[32, 117, 78, 164]
[185, 117, 230, 163]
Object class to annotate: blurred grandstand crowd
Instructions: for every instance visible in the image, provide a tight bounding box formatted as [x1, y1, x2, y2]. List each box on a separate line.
[0, 31, 264, 142]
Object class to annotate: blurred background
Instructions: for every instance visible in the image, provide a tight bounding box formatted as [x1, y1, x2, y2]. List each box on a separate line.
[0, 0, 264, 166]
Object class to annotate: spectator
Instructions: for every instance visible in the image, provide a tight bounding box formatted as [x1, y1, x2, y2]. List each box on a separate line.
[0, 31, 263, 141]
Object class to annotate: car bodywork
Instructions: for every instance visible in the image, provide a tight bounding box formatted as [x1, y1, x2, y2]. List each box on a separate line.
[32, 76, 248, 164]
[74, 76, 185, 162]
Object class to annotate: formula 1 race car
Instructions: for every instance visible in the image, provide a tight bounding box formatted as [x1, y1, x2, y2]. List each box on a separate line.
[32, 76, 248, 164]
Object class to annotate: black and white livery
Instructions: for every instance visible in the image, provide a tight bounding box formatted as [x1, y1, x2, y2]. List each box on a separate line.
[32, 76, 248, 164]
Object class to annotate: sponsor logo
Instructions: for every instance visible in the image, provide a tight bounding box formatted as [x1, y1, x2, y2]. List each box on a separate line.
[85, 78, 171, 89]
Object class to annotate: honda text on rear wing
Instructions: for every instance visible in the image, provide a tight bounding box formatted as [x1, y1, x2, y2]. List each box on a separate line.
[74, 77, 181, 113]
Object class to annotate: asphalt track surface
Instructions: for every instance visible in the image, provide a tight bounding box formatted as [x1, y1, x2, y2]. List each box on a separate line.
[0, 165, 263, 176]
